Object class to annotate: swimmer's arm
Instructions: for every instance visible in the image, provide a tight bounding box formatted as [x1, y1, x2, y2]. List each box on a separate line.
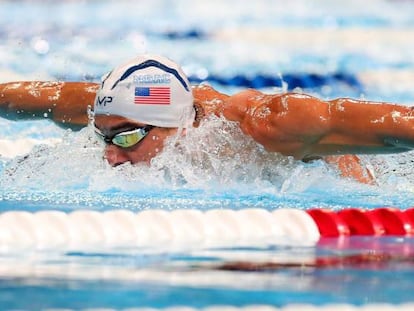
[223, 90, 414, 158]
[0, 81, 99, 130]
[311, 97, 414, 156]
[192, 84, 230, 117]
[220, 91, 378, 184]
[324, 155, 375, 184]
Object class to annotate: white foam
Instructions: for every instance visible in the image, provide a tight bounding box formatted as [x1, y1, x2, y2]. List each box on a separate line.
[1, 118, 410, 209]
[0, 138, 61, 158]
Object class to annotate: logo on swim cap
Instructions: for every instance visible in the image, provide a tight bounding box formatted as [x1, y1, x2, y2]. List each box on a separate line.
[134, 86, 171, 105]
[94, 54, 194, 128]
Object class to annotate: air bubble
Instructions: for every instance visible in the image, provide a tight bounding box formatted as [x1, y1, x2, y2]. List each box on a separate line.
[31, 37, 50, 55]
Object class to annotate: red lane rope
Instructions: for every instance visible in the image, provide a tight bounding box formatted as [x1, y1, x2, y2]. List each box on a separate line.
[338, 208, 384, 235]
[307, 207, 414, 237]
[306, 209, 350, 237]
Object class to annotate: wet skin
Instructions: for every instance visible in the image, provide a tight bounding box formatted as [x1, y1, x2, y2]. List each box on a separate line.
[3, 81, 414, 183]
[94, 115, 177, 166]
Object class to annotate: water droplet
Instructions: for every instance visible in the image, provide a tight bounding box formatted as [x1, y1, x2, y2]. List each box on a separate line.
[31, 37, 50, 55]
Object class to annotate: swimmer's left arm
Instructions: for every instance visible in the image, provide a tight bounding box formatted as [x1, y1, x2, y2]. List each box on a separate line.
[324, 155, 375, 184]
[222, 90, 333, 158]
[314, 97, 414, 156]
[192, 84, 230, 116]
[0, 81, 99, 129]
[223, 90, 414, 159]
[221, 91, 377, 184]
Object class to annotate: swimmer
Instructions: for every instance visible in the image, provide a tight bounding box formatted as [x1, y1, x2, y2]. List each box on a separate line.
[1, 54, 414, 184]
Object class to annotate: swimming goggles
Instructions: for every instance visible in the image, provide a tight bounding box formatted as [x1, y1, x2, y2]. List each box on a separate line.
[94, 125, 154, 148]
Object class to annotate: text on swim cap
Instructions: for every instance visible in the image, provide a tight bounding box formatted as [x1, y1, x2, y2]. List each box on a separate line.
[96, 96, 113, 106]
[133, 74, 171, 84]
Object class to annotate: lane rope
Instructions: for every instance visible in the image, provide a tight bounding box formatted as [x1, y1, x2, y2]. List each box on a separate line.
[38, 303, 414, 311]
[188, 72, 362, 90]
[0, 208, 319, 251]
[307, 207, 414, 237]
[0, 207, 413, 251]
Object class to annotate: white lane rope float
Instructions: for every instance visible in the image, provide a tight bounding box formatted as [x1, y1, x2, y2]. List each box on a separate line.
[0, 207, 413, 252]
[0, 209, 412, 311]
[0, 208, 320, 252]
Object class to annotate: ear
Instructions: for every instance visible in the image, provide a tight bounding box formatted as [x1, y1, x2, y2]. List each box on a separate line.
[193, 99, 205, 128]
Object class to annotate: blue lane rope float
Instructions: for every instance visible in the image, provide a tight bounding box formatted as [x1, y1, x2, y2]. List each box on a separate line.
[67, 72, 363, 92]
[188, 72, 363, 90]
[23, 304, 414, 311]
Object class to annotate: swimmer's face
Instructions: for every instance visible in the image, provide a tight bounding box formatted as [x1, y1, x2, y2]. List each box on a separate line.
[94, 115, 177, 166]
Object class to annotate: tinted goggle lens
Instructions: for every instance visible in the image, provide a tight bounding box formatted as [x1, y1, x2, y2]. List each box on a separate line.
[95, 126, 153, 148]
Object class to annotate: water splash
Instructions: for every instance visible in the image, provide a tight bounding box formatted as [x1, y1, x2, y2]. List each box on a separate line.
[1, 116, 414, 209]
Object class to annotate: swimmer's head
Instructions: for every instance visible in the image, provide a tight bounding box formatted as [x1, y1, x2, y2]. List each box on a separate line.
[93, 54, 195, 128]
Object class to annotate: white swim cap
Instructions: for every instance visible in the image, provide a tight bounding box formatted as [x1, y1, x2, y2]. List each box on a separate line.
[93, 54, 195, 128]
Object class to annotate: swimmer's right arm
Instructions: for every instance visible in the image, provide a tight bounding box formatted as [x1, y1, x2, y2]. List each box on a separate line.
[0, 81, 99, 130]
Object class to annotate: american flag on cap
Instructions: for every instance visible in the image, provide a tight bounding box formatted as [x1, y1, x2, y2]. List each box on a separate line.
[134, 86, 171, 105]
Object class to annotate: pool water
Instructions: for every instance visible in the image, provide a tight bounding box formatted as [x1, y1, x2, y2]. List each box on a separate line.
[1, 0, 414, 309]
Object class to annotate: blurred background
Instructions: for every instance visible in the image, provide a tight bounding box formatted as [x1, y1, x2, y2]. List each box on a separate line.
[2, 0, 414, 207]
[1, 0, 414, 103]
[1, 2, 414, 309]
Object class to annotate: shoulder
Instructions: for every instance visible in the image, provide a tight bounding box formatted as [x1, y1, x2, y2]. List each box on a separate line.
[192, 84, 229, 117]
[192, 84, 229, 102]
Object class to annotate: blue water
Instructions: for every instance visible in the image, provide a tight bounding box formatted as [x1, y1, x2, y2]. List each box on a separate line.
[2, 0, 414, 309]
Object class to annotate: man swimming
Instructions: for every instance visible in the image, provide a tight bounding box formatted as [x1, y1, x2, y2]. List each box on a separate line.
[1, 54, 414, 183]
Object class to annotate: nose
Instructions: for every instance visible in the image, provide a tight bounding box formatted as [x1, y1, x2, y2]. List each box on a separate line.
[104, 145, 130, 167]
